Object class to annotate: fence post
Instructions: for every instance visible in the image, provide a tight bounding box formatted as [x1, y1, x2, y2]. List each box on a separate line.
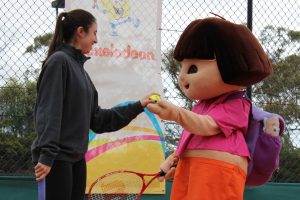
[246, 0, 253, 100]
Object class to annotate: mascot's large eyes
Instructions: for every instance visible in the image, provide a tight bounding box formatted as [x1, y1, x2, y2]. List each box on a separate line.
[187, 65, 198, 74]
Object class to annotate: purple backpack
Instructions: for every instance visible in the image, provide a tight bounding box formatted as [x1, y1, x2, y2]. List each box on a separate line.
[228, 92, 285, 186]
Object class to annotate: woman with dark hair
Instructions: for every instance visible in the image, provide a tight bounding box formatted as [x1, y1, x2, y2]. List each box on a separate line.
[31, 9, 153, 200]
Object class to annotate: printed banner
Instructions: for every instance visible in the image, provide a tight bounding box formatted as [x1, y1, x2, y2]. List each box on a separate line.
[65, 0, 165, 194]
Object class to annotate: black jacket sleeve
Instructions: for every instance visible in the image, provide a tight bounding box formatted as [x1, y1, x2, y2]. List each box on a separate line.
[90, 89, 144, 133]
[34, 55, 67, 166]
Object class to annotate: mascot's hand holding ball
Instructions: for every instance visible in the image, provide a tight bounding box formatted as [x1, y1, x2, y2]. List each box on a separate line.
[147, 17, 273, 200]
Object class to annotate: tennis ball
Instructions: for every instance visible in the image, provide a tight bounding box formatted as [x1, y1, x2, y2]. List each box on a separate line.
[150, 94, 161, 102]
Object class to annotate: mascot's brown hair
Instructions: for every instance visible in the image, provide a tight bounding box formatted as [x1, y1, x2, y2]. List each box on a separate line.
[174, 17, 272, 86]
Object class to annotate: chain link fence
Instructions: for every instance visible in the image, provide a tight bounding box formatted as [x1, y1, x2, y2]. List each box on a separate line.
[1, 0, 300, 184]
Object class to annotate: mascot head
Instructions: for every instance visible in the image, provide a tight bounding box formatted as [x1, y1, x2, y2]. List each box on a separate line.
[173, 17, 272, 100]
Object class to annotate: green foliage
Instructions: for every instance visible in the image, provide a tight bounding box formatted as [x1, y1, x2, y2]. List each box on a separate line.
[0, 131, 35, 175]
[255, 26, 300, 131]
[0, 78, 36, 137]
[0, 79, 36, 175]
[259, 25, 300, 63]
[272, 133, 300, 182]
[288, 30, 300, 42]
[25, 32, 53, 53]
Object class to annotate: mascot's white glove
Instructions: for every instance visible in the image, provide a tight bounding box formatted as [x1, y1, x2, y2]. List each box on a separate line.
[158, 153, 179, 182]
[263, 117, 280, 137]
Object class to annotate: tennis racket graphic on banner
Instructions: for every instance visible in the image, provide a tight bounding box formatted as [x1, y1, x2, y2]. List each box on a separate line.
[87, 170, 165, 200]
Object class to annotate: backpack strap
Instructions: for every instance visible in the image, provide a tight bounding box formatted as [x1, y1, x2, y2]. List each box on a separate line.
[225, 90, 250, 102]
[225, 91, 285, 136]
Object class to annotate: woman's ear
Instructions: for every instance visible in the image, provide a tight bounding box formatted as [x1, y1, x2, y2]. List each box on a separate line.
[75, 26, 86, 39]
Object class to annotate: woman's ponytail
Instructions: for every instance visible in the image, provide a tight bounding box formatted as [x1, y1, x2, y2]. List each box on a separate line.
[42, 9, 96, 66]
[43, 12, 67, 66]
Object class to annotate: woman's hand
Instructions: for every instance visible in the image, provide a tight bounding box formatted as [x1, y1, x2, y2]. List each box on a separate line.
[139, 93, 160, 107]
[34, 162, 51, 182]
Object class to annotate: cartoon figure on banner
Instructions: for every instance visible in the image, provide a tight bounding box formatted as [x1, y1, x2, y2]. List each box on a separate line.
[92, 0, 140, 36]
[147, 17, 282, 200]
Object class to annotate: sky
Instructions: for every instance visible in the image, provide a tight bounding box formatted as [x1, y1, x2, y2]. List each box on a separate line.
[0, 0, 57, 84]
[160, 0, 300, 51]
[1, 0, 299, 85]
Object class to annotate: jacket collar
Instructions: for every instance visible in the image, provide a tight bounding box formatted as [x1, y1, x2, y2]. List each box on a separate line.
[58, 44, 90, 64]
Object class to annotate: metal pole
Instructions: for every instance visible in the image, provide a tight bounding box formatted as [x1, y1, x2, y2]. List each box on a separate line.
[246, 0, 253, 99]
[51, 0, 65, 18]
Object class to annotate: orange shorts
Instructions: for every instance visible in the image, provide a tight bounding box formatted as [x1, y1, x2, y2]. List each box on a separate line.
[171, 157, 246, 200]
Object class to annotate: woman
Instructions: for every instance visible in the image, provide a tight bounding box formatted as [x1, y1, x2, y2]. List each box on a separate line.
[31, 9, 153, 200]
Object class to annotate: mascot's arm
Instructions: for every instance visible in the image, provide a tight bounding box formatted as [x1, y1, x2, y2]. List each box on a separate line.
[147, 100, 220, 136]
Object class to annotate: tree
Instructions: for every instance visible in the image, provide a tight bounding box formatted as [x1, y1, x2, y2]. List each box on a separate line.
[0, 32, 51, 174]
[25, 33, 53, 54]
[0, 78, 36, 137]
[0, 78, 36, 174]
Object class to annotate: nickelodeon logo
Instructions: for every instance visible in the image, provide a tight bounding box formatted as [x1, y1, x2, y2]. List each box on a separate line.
[87, 44, 156, 60]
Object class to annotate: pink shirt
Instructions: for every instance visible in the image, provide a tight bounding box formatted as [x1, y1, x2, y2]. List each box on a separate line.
[176, 91, 251, 159]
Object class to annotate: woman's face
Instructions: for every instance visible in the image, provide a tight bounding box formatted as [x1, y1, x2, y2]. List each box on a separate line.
[178, 59, 242, 100]
[78, 22, 98, 54]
